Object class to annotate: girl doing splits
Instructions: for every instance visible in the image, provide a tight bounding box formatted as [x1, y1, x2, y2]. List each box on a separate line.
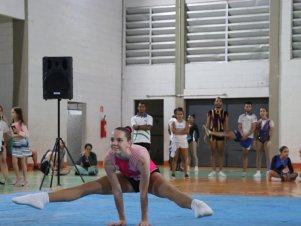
[12, 127, 213, 226]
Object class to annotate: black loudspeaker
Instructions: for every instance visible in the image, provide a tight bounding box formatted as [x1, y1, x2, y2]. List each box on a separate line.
[43, 57, 73, 100]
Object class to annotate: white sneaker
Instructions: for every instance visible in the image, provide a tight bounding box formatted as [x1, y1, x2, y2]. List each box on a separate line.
[202, 125, 211, 136]
[241, 172, 247, 177]
[194, 166, 198, 172]
[208, 171, 217, 177]
[253, 171, 261, 178]
[218, 171, 227, 177]
[191, 199, 213, 218]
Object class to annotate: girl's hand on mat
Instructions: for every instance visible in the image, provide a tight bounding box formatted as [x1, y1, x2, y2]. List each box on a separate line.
[138, 221, 151, 226]
[107, 221, 126, 226]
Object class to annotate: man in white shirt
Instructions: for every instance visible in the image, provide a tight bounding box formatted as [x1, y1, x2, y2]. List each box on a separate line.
[131, 101, 153, 151]
[237, 101, 257, 177]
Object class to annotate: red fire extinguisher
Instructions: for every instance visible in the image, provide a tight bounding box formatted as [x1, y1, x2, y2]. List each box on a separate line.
[101, 115, 107, 138]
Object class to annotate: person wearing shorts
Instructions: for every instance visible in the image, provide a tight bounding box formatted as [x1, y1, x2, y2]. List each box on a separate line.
[171, 107, 189, 178]
[204, 97, 228, 178]
[203, 101, 257, 177]
[12, 126, 213, 226]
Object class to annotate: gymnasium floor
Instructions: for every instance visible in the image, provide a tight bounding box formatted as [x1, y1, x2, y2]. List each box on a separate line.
[1, 167, 301, 226]
[1, 166, 300, 197]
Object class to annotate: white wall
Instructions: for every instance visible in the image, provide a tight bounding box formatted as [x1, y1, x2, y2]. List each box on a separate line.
[0, 17, 13, 114]
[27, 0, 122, 160]
[0, 0, 25, 20]
[279, 0, 301, 163]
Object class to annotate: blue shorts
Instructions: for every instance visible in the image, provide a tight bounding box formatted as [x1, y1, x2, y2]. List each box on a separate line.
[233, 130, 253, 150]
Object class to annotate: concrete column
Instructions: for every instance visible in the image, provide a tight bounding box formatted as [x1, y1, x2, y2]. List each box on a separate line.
[13, 0, 28, 121]
[269, 0, 280, 155]
[175, 0, 185, 108]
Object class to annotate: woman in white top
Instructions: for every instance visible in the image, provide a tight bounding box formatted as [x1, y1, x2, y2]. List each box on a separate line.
[171, 107, 189, 178]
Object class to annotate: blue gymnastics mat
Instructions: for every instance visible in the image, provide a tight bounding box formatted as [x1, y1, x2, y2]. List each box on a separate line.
[1, 192, 300, 226]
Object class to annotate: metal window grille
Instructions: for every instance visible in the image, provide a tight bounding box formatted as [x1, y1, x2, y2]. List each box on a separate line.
[186, 0, 270, 63]
[125, 5, 176, 65]
[125, 0, 270, 65]
[292, 0, 301, 58]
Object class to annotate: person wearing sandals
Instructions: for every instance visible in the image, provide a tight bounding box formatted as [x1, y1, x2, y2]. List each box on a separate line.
[10, 107, 32, 186]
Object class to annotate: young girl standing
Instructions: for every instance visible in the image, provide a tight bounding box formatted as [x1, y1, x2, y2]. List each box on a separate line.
[171, 107, 189, 178]
[10, 107, 31, 186]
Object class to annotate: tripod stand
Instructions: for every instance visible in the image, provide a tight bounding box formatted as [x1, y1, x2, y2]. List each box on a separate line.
[39, 99, 85, 190]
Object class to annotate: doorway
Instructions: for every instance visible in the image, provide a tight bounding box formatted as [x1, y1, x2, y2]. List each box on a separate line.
[186, 98, 269, 167]
[67, 102, 86, 165]
[134, 99, 164, 165]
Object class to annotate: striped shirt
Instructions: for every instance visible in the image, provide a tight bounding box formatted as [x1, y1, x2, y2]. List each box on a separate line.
[131, 113, 153, 144]
[208, 109, 228, 132]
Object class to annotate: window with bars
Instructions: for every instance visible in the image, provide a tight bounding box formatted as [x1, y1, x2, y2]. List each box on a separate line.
[292, 0, 301, 58]
[125, 5, 176, 65]
[125, 0, 270, 65]
[186, 0, 270, 63]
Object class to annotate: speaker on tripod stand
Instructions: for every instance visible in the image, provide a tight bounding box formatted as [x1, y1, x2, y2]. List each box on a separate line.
[43, 56, 73, 100]
[40, 56, 84, 189]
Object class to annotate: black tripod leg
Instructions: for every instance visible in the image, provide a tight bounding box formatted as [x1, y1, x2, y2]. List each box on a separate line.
[39, 140, 58, 190]
[50, 144, 59, 187]
[39, 169, 48, 190]
[55, 138, 61, 186]
[60, 139, 85, 183]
